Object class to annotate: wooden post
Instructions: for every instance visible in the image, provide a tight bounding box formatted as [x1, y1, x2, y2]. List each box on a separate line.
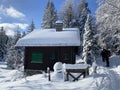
[83, 71, 86, 78]
[66, 71, 69, 81]
[47, 67, 51, 81]
[86, 67, 89, 75]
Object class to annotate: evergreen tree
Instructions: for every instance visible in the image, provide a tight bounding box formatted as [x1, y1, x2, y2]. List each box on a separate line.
[27, 20, 35, 34]
[59, 0, 91, 55]
[6, 30, 23, 69]
[21, 31, 26, 37]
[82, 14, 98, 65]
[59, 0, 75, 28]
[0, 27, 8, 61]
[70, 0, 90, 55]
[41, 0, 57, 29]
[78, 0, 90, 44]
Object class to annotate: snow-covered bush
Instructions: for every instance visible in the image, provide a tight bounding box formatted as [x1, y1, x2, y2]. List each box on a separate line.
[6, 44, 24, 69]
[92, 61, 97, 74]
[6, 31, 24, 69]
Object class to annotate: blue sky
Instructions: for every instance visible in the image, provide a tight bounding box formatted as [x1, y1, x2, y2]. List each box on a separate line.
[0, 0, 98, 35]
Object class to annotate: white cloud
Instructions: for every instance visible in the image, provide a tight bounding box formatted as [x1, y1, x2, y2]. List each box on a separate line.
[0, 5, 25, 19]
[0, 23, 28, 36]
[0, 23, 28, 30]
[6, 6, 25, 19]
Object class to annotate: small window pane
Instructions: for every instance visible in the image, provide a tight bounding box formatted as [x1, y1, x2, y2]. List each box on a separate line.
[50, 53, 56, 60]
[31, 53, 43, 63]
[63, 53, 69, 60]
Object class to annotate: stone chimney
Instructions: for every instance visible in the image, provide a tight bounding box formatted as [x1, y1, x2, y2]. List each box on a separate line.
[55, 20, 63, 31]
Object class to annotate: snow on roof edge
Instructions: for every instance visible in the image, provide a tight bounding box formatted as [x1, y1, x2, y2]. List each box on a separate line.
[16, 28, 80, 47]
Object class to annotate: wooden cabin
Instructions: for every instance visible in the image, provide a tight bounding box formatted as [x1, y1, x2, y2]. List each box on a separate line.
[16, 21, 80, 74]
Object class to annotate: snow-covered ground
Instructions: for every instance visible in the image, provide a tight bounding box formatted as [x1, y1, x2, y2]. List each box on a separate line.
[0, 55, 120, 90]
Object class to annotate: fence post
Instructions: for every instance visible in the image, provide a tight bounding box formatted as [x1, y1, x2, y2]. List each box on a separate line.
[47, 67, 51, 81]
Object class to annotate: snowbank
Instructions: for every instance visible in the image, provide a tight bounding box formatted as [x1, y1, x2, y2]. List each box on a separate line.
[109, 55, 120, 67]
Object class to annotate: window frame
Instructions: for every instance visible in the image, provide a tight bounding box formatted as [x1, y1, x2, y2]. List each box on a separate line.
[31, 53, 43, 63]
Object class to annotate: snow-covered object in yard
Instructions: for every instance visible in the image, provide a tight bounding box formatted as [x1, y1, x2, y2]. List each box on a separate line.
[55, 20, 63, 24]
[92, 61, 97, 68]
[63, 63, 89, 81]
[92, 61, 97, 74]
[16, 28, 80, 46]
[53, 62, 63, 72]
[52, 62, 63, 81]
[63, 63, 89, 70]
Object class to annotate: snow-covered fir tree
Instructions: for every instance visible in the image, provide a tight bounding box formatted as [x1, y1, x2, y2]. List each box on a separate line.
[78, 0, 90, 44]
[21, 31, 26, 37]
[41, 0, 57, 29]
[60, 0, 91, 55]
[27, 20, 35, 34]
[59, 0, 75, 28]
[74, 0, 91, 55]
[6, 30, 24, 69]
[96, 0, 120, 55]
[0, 27, 8, 61]
[82, 14, 98, 65]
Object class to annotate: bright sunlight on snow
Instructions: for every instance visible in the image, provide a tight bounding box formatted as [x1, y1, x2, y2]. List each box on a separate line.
[0, 55, 120, 90]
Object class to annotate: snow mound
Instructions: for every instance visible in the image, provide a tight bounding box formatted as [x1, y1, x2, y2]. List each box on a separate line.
[110, 55, 120, 67]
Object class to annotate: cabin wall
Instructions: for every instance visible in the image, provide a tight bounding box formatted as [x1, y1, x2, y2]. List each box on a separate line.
[24, 46, 78, 71]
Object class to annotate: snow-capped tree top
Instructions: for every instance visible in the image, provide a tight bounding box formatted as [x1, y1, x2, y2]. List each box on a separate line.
[41, 0, 57, 29]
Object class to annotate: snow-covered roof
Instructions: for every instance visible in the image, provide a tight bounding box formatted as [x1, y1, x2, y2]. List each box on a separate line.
[16, 28, 80, 47]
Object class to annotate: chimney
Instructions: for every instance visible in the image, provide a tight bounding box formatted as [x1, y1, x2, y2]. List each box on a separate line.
[55, 20, 63, 31]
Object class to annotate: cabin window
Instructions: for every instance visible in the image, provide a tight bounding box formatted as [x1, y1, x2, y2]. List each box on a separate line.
[31, 53, 43, 63]
[63, 53, 69, 61]
[50, 53, 56, 60]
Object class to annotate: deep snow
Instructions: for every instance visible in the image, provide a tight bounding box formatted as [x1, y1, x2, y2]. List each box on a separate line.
[0, 55, 120, 90]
